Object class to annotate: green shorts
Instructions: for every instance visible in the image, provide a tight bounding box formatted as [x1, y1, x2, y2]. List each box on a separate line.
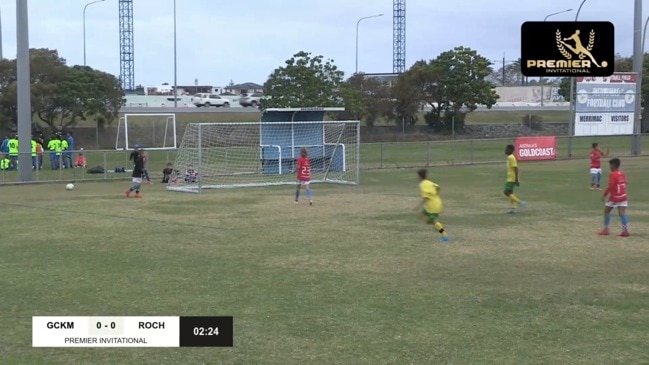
[421, 210, 439, 223]
[504, 182, 516, 192]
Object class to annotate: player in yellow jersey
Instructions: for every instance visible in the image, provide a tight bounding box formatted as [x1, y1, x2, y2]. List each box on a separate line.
[416, 169, 450, 242]
[504, 144, 527, 213]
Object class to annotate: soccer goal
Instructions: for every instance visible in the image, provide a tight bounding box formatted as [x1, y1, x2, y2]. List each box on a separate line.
[167, 120, 360, 193]
[115, 113, 177, 150]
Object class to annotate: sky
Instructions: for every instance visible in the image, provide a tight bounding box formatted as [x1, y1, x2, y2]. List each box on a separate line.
[0, 0, 643, 88]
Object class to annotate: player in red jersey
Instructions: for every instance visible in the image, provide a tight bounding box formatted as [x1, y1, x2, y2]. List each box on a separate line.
[294, 147, 313, 205]
[598, 158, 629, 237]
[589, 142, 608, 190]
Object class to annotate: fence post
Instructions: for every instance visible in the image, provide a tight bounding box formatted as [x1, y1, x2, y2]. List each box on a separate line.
[528, 113, 532, 129]
[379, 143, 384, 169]
[452, 116, 455, 140]
[470, 140, 474, 164]
[426, 142, 431, 166]
[103, 152, 107, 180]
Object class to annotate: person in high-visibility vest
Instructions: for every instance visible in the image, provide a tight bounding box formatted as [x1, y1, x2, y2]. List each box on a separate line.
[47, 135, 59, 169]
[7, 133, 18, 170]
[0, 155, 10, 170]
[31, 136, 38, 170]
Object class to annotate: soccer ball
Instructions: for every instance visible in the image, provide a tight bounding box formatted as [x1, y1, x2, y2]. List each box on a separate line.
[66, 183, 75, 190]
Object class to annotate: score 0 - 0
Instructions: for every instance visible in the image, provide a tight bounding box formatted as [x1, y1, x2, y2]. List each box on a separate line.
[88, 317, 125, 335]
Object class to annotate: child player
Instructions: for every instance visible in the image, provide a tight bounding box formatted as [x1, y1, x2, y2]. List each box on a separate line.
[416, 169, 449, 242]
[504, 144, 526, 213]
[125, 149, 144, 198]
[589, 142, 608, 190]
[294, 147, 313, 205]
[599, 158, 629, 237]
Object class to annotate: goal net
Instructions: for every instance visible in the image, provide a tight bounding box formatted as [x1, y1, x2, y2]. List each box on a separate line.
[115, 113, 177, 150]
[167, 121, 360, 193]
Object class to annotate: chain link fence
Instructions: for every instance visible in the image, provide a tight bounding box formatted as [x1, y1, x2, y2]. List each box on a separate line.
[1, 134, 647, 185]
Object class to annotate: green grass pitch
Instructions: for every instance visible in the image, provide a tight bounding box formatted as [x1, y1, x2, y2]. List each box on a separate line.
[1, 155, 648, 364]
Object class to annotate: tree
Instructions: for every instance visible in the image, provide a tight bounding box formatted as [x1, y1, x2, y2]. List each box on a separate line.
[386, 73, 421, 127]
[0, 49, 67, 128]
[0, 48, 124, 131]
[52, 66, 124, 130]
[341, 74, 392, 127]
[614, 53, 633, 72]
[488, 59, 524, 86]
[557, 77, 572, 102]
[261, 51, 345, 109]
[396, 46, 498, 132]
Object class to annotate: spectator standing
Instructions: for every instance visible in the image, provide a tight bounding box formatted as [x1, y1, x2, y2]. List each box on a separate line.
[7, 133, 18, 170]
[47, 134, 60, 169]
[36, 138, 43, 170]
[60, 135, 69, 168]
[30, 135, 38, 170]
[0, 134, 8, 153]
[64, 132, 74, 168]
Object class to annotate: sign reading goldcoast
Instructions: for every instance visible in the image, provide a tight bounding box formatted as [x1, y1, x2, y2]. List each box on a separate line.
[520, 21, 614, 77]
[515, 137, 557, 161]
[518, 144, 555, 158]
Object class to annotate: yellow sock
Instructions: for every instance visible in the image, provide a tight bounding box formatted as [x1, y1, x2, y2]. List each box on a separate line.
[434, 221, 448, 236]
[509, 194, 521, 208]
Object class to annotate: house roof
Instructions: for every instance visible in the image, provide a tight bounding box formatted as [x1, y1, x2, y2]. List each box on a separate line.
[228, 82, 264, 89]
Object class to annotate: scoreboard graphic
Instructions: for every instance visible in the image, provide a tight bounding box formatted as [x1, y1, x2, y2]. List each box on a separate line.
[32, 316, 233, 347]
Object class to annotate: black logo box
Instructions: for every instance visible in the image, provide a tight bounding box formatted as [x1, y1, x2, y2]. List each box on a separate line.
[521, 21, 614, 77]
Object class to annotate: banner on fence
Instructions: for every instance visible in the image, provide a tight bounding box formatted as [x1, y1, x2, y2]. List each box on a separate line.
[575, 73, 636, 136]
[514, 136, 557, 161]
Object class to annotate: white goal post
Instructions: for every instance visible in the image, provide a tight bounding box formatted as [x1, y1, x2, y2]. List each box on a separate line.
[167, 120, 360, 193]
[115, 113, 177, 150]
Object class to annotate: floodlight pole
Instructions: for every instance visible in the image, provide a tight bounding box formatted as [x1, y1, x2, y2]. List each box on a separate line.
[355, 14, 383, 74]
[16, 0, 32, 182]
[568, 0, 587, 158]
[541, 9, 573, 107]
[83, 0, 105, 66]
[173, 0, 178, 108]
[0, 8, 4, 60]
[631, 0, 643, 155]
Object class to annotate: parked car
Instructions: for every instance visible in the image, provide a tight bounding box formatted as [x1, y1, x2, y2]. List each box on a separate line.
[238, 93, 263, 108]
[192, 93, 230, 108]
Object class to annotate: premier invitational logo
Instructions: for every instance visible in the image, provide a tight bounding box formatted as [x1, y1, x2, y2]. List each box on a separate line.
[521, 21, 614, 77]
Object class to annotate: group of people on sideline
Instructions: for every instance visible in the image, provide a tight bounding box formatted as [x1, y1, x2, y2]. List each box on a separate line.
[0, 132, 86, 171]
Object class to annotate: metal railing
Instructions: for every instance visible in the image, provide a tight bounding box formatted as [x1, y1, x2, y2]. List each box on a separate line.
[1, 134, 647, 185]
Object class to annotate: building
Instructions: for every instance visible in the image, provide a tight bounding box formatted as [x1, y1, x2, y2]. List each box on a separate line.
[174, 85, 225, 95]
[224, 82, 264, 95]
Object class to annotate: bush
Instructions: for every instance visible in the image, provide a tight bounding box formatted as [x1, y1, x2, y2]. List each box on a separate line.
[522, 114, 544, 131]
[424, 111, 466, 133]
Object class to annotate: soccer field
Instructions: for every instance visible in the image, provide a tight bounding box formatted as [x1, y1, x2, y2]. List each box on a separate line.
[1, 158, 648, 364]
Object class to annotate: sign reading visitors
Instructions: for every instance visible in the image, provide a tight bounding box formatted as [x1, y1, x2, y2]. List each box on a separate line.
[575, 73, 636, 136]
[32, 316, 233, 347]
[521, 21, 614, 77]
[514, 136, 557, 161]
